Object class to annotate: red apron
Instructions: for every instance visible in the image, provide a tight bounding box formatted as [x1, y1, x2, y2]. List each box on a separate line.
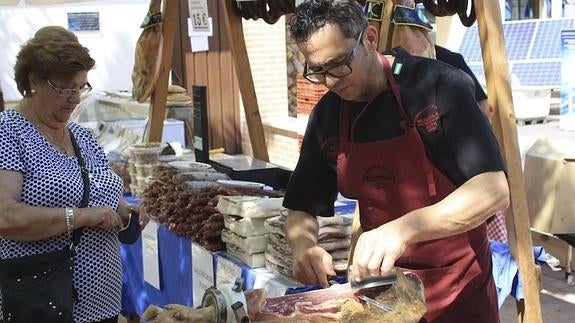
[336, 54, 499, 322]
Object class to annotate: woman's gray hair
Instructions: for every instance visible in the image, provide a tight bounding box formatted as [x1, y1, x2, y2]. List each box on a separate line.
[14, 26, 95, 96]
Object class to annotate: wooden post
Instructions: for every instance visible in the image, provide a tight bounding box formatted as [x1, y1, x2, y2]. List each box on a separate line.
[220, 0, 270, 162]
[474, 1, 543, 322]
[530, 0, 544, 18]
[377, 0, 395, 52]
[145, 0, 179, 143]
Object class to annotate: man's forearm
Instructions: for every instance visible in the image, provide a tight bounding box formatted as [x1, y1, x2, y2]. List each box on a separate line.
[285, 210, 320, 252]
[397, 171, 510, 244]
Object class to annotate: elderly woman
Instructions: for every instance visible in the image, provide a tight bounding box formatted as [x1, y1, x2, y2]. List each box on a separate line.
[0, 26, 138, 323]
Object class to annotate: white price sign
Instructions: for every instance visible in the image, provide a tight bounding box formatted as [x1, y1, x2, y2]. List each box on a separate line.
[188, 0, 210, 33]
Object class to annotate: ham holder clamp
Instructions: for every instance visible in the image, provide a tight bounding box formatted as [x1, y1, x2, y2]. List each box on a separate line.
[142, 270, 425, 322]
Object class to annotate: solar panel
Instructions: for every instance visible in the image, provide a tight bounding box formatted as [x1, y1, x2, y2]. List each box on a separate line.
[458, 25, 482, 63]
[503, 22, 536, 61]
[530, 19, 574, 59]
[456, 18, 574, 87]
[512, 61, 562, 86]
[467, 63, 486, 81]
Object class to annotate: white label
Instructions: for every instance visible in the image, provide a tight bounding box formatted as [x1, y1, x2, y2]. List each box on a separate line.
[216, 255, 242, 288]
[191, 242, 215, 307]
[194, 136, 203, 150]
[142, 220, 161, 289]
[188, 0, 210, 33]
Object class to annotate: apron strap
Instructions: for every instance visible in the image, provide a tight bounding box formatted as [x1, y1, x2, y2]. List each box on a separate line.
[379, 53, 437, 197]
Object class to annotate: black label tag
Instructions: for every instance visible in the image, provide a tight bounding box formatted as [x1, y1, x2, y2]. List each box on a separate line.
[366, 0, 384, 22]
[140, 12, 162, 29]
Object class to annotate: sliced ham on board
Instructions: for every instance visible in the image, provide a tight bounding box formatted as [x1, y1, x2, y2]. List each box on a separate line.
[142, 271, 425, 322]
[132, 0, 163, 103]
[246, 270, 425, 322]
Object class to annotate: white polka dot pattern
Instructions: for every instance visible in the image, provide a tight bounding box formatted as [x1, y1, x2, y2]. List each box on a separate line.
[0, 109, 124, 322]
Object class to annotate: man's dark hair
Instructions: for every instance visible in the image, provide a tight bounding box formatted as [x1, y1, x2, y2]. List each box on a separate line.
[290, 0, 368, 43]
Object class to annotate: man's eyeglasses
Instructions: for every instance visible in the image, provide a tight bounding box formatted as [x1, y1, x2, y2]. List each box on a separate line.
[303, 30, 364, 84]
[46, 79, 92, 98]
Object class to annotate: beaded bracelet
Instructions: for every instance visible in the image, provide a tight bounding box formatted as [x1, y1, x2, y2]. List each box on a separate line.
[65, 207, 74, 236]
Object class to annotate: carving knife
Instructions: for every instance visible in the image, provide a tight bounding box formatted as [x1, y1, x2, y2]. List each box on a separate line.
[347, 266, 397, 291]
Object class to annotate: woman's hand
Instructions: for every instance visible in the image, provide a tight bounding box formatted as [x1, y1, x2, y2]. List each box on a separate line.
[137, 206, 150, 230]
[75, 207, 123, 230]
[118, 199, 148, 230]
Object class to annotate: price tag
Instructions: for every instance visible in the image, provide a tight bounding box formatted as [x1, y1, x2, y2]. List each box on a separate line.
[191, 242, 215, 307]
[188, 0, 210, 33]
[216, 254, 242, 288]
[366, 0, 384, 22]
[142, 220, 160, 289]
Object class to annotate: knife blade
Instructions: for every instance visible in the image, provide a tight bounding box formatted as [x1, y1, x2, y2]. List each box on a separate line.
[347, 266, 397, 291]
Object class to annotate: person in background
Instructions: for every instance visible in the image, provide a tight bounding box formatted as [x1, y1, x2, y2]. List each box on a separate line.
[391, 1, 493, 120]
[283, 1, 509, 321]
[0, 26, 145, 323]
[392, 0, 506, 242]
[434, 45, 493, 120]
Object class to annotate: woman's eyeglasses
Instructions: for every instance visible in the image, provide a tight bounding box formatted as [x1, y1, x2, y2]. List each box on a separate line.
[46, 79, 92, 98]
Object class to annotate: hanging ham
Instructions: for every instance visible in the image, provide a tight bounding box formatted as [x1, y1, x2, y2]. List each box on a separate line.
[131, 0, 163, 103]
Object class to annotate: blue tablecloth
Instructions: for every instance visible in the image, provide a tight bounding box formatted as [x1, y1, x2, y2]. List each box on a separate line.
[120, 224, 193, 317]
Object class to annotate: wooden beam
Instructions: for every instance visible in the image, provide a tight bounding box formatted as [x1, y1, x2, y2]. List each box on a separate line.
[376, 0, 395, 52]
[474, 1, 542, 322]
[146, 0, 179, 143]
[530, 0, 544, 18]
[220, 0, 269, 161]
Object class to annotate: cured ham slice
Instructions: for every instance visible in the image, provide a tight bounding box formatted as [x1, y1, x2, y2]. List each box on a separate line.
[142, 272, 425, 322]
[245, 271, 426, 322]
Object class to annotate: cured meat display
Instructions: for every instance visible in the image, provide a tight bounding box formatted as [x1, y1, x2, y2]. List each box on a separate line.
[264, 214, 353, 279]
[132, 0, 163, 102]
[140, 165, 284, 251]
[142, 271, 425, 323]
[245, 270, 426, 322]
[218, 195, 285, 268]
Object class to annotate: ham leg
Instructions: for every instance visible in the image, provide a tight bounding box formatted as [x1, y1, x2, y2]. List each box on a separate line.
[246, 271, 426, 322]
[141, 270, 425, 322]
[390, 0, 436, 59]
[131, 0, 163, 103]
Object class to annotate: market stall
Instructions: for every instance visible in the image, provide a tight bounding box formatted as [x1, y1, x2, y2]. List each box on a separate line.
[0, 0, 550, 322]
[118, 0, 547, 322]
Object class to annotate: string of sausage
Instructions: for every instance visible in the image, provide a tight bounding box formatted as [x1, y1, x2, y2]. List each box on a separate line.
[417, 0, 476, 26]
[227, 0, 475, 27]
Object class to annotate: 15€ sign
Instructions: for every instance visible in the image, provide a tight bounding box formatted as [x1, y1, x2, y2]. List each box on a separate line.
[188, 0, 210, 33]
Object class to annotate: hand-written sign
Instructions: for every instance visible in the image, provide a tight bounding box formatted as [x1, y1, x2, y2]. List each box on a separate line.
[188, 0, 210, 33]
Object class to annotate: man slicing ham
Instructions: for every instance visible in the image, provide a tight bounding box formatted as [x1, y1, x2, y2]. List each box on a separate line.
[283, 1, 509, 322]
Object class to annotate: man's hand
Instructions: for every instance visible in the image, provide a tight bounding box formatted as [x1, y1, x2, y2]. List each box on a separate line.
[352, 224, 407, 279]
[285, 209, 336, 288]
[292, 245, 336, 288]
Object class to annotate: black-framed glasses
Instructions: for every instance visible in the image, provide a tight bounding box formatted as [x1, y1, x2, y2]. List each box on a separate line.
[303, 30, 364, 84]
[46, 79, 92, 98]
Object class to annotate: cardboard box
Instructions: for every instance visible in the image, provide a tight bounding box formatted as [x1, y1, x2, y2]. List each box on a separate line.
[531, 230, 574, 272]
[524, 137, 575, 234]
